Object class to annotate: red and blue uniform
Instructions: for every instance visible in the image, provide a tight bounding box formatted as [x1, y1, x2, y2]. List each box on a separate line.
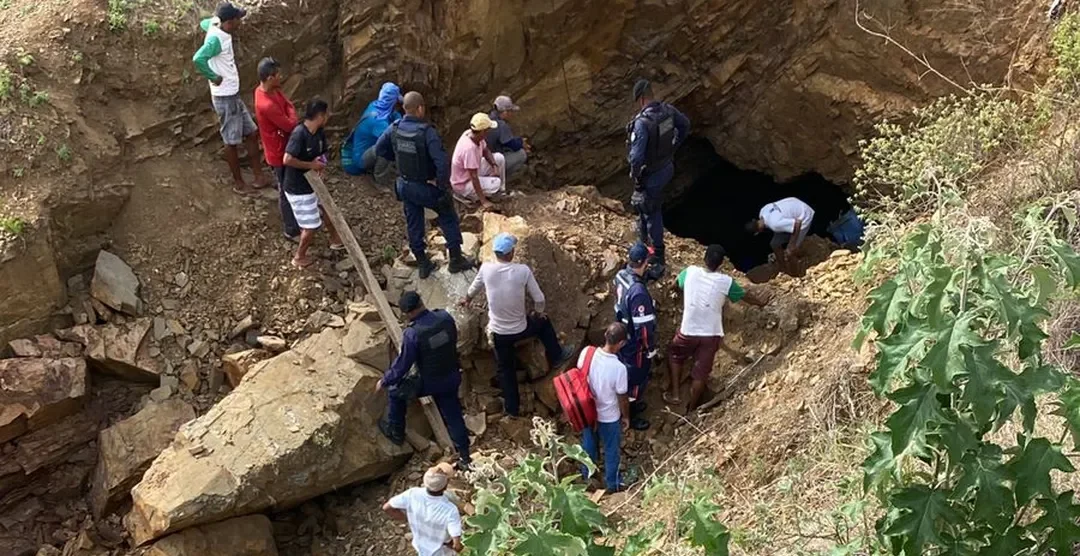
[613, 267, 657, 399]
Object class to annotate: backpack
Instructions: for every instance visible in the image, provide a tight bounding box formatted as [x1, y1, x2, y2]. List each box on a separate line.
[553, 347, 598, 432]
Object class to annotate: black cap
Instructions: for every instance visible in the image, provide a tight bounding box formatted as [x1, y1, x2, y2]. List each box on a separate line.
[216, 2, 247, 21]
[632, 78, 651, 101]
[399, 291, 422, 313]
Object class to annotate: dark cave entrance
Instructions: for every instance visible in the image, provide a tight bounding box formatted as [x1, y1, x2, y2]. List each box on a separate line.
[663, 136, 855, 274]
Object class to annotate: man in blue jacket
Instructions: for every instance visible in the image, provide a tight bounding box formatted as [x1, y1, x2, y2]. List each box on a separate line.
[376, 91, 474, 279]
[613, 243, 657, 430]
[627, 79, 690, 280]
[342, 82, 402, 186]
[377, 291, 471, 467]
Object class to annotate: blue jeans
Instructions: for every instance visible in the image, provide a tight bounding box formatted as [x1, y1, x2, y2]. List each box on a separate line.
[386, 376, 471, 463]
[273, 166, 300, 238]
[637, 163, 673, 260]
[492, 315, 564, 416]
[396, 179, 463, 260]
[581, 421, 622, 490]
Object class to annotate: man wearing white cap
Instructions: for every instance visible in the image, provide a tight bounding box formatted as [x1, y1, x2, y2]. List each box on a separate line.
[450, 112, 506, 209]
[488, 95, 530, 176]
[383, 462, 463, 555]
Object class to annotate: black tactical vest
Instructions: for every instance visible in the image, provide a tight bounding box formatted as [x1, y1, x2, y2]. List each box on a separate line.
[391, 122, 430, 182]
[637, 104, 676, 172]
[412, 309, 458, 379]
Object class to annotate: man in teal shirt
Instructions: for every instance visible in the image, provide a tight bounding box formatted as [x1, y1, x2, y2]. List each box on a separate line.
[191, 3, 268, 194]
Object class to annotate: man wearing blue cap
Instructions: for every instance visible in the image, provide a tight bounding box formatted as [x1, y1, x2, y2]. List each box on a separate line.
[612, 243, 658, 430]
[462, 232, 575, 416]
[627, 78, 690, 280]
[376, 91, 475, 279]
[377, 291, 471, 467]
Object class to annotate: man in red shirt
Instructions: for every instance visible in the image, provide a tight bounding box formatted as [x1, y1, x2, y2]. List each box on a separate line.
[254, 57, 300, 241]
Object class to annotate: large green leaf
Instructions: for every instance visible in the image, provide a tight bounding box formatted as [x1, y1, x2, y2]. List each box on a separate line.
[866, 277, 912, 336]
[586, 541, 616, 556]
[1029, 264, 1057, 307]
[1065, 332, 1080, 350]
[618, 522, 663, 556]
[863, 431, 901, 493]
[953, 445, 1015, 530]
[1030, 491, 1080, 555]
[882, 485, 960, 555]
[961, 345, 1008, 425]
[1017, 365, 1064, 432]
[921, 266, 954, 326]
[551, 480, 605, 537]
[1054, 378, 1080, 451]
[920, 313, 981, 390]
[464, 501, 506, 555]
[887, 382, 950, 456]
[935, 416, 978, 464]
[975, 527, 1034, 556]
[1050, 241, 1080, 288]
[681, 497, 731, 556]
[512, 529, 589, 556]
[870, 319, 933, 395]
[1007, 437, 1076, 504]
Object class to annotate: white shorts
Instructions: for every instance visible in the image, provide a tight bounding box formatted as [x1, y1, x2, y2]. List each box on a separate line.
[285, 192, 322, 229]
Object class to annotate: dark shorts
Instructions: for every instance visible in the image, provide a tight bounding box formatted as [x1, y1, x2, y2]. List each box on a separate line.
[669, 332, 721, 381]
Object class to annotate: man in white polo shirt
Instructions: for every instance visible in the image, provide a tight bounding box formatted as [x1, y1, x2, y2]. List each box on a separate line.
[746, 196, 815, 274]
[666, 245, 768, 411]
[580, 322, 630, 492]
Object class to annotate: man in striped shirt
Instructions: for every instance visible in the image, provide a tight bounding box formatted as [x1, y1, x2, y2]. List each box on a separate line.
[383, 463, 464, 555]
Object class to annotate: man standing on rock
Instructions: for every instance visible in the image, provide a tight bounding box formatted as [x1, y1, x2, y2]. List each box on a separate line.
[461, 232, 575, 417]
[487, 95, 530, 176]
[667, 245, 769, 411]
[612, 243, 657, 430]
[192, 2, 270, 194]
[383, 462, 464, 555]
[282, 99, 343, 268]
[376, 91, 475, 279]
[626, 78, 690, 280]
[377, 292, 471, 467]
[746, 197, 815, 275]
[253, 57, 300, 241]
[450, 112, 505, 209]
[580, 322, 630, 492]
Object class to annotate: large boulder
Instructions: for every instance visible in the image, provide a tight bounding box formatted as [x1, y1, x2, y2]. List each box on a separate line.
[58, 320, 163, 382]
[0, 357, 87, 443]
[90, 250, 141, 315]
[125, 329, 412, 545]
[144, 515, 277, 556]
[220, 349, 272, 388]
[91, 399, 196, 518]
[385, 258, 482, 355]
[341, 319, 391, 370]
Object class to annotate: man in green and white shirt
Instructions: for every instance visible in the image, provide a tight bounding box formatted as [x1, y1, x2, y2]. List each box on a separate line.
[192, 2, 268, 194]
[667, 245, 768, 411]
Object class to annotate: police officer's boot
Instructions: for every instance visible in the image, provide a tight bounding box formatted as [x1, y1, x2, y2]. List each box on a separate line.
[378, 417, 405, 446]
[417, 254, 437, 280]
[448, 249, 475, 274]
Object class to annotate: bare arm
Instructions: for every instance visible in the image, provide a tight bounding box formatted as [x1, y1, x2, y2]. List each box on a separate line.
[283, 153, 325, 171]
[618, 394, 630, 428]
[741, 289, 770, 307]
[382, 502, 407, 522]
[786, 219, 803, 256]
[468, 169, 492, 206]
[483, 144, 499, 168]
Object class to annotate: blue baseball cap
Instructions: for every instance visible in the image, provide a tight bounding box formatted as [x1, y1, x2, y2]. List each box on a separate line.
[628, 242, 649, 264]
[493, 233, 517, 255]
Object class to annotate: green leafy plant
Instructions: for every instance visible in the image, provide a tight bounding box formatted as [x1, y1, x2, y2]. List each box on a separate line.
[56, 143, 72, 163]
[108, 0, 129, 31]
[0, 65, 11, 101]
[1052, 13, 1080, 93]
[27, 90, 48, 107]
[463, 418, 731, 555]
[856, 199, 1080, 554]
[16, 51, 33, 67]
[143, 19, 160, 36]
[12, 167, 24, 178]
[0, 216, 25, 236]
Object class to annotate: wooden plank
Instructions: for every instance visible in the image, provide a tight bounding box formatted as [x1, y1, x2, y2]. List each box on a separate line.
[306, 172, 453, 449]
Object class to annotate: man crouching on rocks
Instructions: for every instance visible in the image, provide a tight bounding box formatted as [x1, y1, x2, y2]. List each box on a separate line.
[383, 462, 464, 554]
[376, 291, 471, 468]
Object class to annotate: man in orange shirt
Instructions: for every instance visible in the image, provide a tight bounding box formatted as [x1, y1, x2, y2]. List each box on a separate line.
[253, 57, 300, 241]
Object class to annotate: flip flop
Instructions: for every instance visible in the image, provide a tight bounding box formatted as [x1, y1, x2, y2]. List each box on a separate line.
[232, 185, 255, 196]
[329, 243, 346, 251]
[291, 257, 315, 269]
[662, 391, 682, 405]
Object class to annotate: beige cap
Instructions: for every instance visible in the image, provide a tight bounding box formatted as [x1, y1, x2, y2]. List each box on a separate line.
[470, 112, 498, 132]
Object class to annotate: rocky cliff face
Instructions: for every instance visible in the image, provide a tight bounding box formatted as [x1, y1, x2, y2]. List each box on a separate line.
[337, 0, 1045, 185]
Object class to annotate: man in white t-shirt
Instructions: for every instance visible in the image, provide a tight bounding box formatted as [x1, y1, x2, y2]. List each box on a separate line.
[746, 197, 815, 273]
[462, 232, 574, 417]
[383, 463, 463, 555]
[667, 245, 768, 411]
[579, 322, 630, 492]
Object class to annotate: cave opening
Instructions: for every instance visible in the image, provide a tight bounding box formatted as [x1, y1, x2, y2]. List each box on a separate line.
[663, 136, 855, 274]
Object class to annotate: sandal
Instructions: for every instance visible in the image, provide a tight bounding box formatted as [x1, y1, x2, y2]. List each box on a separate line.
[232, 184, 255, 196]
[662, 391, 682, 405]
[329, 243, 346, 251]
[291, 257, 315, 269]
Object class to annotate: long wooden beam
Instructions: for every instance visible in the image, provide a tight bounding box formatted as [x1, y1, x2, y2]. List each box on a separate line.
[306, 172, 453, 449]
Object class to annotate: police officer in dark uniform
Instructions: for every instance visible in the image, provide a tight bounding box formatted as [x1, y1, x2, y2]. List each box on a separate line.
[627, 79, 690, 280]
[377, 291, 471, 467]
[376, 91, 474, 279]
[612, 243, 658, 430]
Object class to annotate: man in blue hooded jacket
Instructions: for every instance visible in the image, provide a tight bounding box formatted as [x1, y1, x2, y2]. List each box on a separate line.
[343, 82, 403, 185]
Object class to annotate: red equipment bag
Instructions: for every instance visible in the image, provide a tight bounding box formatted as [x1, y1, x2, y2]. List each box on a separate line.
[553, 346, 598, 432]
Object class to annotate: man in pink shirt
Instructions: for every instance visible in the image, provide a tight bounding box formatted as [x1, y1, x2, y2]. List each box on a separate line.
[450, 112, 506, 210]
